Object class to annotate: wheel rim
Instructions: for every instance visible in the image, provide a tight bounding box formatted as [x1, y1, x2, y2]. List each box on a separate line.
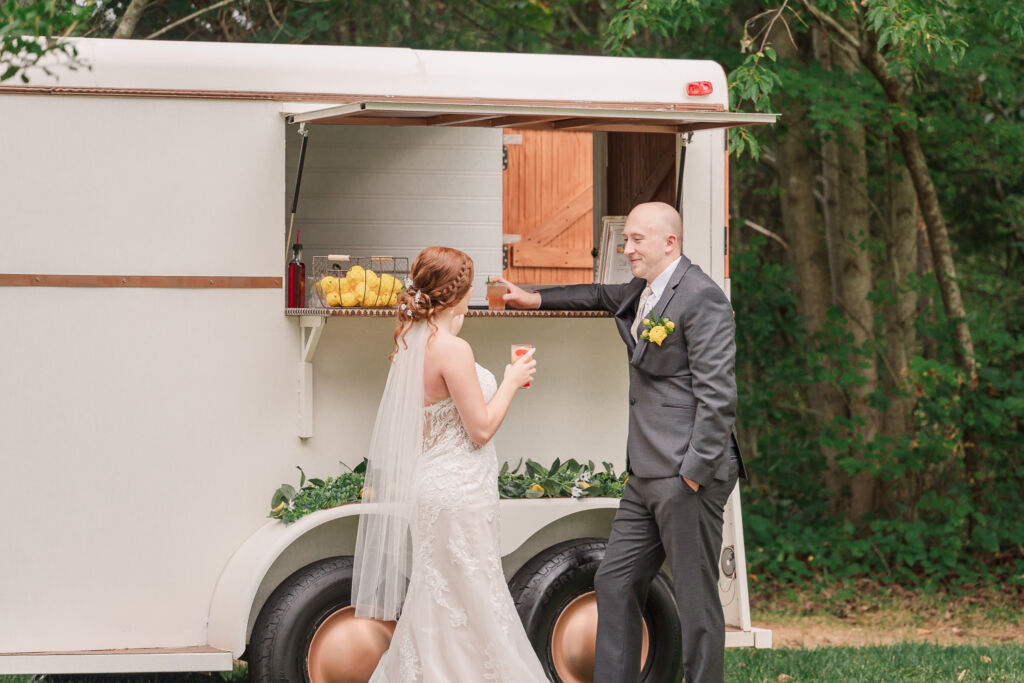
[306, 606, 397, 683]
[550, 591, 650, 683]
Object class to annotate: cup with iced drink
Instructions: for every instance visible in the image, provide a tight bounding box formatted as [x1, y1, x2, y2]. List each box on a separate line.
[486, 277, 507, 310]
[511, 344, 533, 388]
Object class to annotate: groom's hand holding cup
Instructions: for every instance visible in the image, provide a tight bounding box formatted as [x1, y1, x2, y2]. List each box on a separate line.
[492, 276, 541, 309]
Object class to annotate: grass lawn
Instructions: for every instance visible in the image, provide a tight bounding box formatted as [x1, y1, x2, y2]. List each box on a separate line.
[726, 643, 1024, 682]
[2, 644, 1023, 682]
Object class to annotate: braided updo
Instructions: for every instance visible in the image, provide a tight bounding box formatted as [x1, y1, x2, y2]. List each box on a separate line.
[393, 246, 475, 356]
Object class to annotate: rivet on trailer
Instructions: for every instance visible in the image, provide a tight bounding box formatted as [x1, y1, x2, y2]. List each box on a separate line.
[0, 38, 776, 682]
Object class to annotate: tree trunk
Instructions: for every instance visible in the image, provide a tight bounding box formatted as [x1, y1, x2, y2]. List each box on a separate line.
[113, 0, 150, 39]
[774, 27, 846, 501]
[882, 159, 918, 441]
[813, 29, 843, 299]
[857, 31, 977, 386]
[833, 42, 879, 522]
[882, 158, 920, 514]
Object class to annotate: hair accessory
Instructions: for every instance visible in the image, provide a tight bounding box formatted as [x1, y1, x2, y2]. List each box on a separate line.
[404, 277, 413, 289]
[414, 291, 421, 305]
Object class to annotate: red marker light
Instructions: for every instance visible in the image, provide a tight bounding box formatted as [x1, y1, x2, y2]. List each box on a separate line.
[687, 81, 713, 96]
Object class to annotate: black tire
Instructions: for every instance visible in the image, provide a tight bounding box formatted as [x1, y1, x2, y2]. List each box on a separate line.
[509, 538, 682, 683]
[248, 556, 365, 683]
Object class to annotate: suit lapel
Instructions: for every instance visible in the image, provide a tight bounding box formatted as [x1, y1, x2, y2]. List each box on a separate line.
[615, 278, 647, 352]
[631, 256, 692, 366]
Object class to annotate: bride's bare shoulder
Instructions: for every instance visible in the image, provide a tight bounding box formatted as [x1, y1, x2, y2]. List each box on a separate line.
[427, 333, 474, 364]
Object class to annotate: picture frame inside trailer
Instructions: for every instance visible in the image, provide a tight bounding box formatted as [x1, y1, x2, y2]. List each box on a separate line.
[596, 215, 631, 284]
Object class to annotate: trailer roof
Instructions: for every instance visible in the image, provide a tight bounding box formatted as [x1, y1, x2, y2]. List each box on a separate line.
[9, 38, 731, 108]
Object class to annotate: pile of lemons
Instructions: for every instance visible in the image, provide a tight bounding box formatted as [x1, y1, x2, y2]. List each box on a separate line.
[318, 265, 404, 307]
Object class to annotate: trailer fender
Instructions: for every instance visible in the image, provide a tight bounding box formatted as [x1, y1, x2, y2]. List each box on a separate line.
[207, 497, 622, 658]
[207, 504, 365, 658]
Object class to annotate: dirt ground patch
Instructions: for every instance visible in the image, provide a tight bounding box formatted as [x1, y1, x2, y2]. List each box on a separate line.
[749, 583, 1024, 648]
[759, 614, 1024, 648]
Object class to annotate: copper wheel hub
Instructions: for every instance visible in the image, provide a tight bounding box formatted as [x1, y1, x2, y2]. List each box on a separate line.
[551, 591, 650, 683]
[306, 606, 397, 683]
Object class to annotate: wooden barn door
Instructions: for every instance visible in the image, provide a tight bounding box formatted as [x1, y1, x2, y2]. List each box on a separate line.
[503, 130, 593, 284]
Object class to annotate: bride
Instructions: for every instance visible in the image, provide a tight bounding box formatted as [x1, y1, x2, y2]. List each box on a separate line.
[353, 246, 548, 682]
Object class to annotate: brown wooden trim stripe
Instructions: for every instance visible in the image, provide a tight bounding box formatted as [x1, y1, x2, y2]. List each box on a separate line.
[0, 85, 726, 113]
[2, 645, 226, 657]
[286, 307, 612, 318]
[0, 274, 281, 288]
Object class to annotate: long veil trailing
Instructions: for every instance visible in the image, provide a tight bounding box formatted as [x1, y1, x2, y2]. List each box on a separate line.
[352, 321, 428, 620]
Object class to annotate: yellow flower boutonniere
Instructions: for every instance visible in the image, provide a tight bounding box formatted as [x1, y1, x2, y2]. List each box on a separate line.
[640, 314, 676, 346]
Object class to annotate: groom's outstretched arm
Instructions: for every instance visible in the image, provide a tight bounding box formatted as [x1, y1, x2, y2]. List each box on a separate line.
[496, 276, 630, 312]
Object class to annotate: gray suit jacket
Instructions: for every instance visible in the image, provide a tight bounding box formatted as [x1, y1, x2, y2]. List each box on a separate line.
[539, 256, 746, 484]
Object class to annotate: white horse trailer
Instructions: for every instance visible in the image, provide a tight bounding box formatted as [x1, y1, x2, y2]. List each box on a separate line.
[0, 38, 774, 681]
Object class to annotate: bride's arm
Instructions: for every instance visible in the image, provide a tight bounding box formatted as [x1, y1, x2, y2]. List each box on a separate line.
[438, 336, 536, 446]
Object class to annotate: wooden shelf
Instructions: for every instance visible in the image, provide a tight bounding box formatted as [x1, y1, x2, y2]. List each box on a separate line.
[285, 307, 611, 318]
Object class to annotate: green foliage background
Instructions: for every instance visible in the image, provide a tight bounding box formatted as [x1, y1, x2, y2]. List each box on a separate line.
[5, 0, 1022, 591]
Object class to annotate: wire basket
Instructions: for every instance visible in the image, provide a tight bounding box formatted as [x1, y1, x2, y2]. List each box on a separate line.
[312, 255, 410, 308]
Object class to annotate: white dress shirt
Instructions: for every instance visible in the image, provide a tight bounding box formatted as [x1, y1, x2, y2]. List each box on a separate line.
[638, 256, 682, 321]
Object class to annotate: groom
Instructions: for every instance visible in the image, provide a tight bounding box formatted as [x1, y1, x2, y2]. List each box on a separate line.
[500, 201, 745, 683]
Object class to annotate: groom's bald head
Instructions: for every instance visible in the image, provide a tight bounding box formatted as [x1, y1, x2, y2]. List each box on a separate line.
[629, 202, 683, 248]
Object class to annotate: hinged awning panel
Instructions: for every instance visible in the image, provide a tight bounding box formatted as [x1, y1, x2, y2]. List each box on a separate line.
[288, 100, 776, 134]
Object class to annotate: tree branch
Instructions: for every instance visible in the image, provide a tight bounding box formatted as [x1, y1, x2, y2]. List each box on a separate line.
[113, 0, 150, 39]
[743, 219, 790, 249]
[797, 0, 860, 50]
[145, 0, 237, 40]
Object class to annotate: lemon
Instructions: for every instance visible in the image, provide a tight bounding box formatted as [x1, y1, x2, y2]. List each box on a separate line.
[325, 291, 342, 307]
[352, 282, 366, 305]
[364, 271, 380, 292]
[340, 292, 358, 307]
[387, 292, 398, 307]
[337, 277, 352, 294]
[346, 265, 366, 284]
[319, 276, 339, 294]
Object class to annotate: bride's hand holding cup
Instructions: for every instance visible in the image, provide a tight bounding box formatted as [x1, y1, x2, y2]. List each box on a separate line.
[505, 346, 536, 390]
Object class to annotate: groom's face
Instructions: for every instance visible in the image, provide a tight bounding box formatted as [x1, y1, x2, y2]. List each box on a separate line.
[623, 217, 677, 282]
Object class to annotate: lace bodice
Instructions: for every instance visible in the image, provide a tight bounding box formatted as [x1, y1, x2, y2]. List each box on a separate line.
[422, 363, 498, 455]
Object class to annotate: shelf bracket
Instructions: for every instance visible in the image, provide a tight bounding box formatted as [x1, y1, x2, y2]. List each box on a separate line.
[297, 315, 326, 438]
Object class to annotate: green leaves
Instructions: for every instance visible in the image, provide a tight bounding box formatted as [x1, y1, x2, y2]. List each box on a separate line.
[499, 458, 627, 499]
[270, 457, 628, 524]
[0, 0, 94, 83]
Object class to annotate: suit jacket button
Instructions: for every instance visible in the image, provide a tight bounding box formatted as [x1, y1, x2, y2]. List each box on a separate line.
[629, 398, 636, 405]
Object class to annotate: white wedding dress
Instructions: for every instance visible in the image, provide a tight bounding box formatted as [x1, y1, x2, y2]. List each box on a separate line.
[368, 363, 550, 682]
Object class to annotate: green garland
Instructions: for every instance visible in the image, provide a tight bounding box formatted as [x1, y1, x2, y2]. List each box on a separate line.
[270, 458, 626, 525]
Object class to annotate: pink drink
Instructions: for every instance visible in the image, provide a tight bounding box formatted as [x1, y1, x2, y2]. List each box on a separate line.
[511, 344, 533, 387]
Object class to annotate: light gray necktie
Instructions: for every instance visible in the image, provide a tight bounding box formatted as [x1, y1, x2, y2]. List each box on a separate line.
[630, 285, 654, 342]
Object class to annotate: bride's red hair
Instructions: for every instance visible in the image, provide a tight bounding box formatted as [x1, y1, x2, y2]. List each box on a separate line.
[391, 246, 474, 359]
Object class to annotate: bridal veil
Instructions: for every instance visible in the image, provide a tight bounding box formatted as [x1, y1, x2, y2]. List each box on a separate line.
[352, 321, 428, 620]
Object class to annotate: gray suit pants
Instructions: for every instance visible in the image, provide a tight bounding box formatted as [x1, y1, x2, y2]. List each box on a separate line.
[594, 453, 740, 683]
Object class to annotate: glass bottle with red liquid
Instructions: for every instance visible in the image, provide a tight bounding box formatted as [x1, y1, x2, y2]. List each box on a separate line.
[286, 235, 306, 308]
